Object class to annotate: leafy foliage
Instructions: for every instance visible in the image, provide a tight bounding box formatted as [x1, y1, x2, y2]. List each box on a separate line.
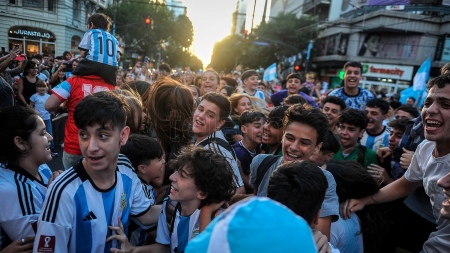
[210, 13, 318, 72]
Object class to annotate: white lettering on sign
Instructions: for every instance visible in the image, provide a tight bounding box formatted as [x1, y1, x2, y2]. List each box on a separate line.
[13, 29, 51, 39]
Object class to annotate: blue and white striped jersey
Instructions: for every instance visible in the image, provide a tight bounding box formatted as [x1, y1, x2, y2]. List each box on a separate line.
[361, 125, 390, 152]
[34, 156, 151, 253]
[0, 164, 51, 246]
[78, 29, 119, 67]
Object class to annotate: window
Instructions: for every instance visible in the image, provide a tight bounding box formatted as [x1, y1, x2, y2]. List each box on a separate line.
[47, 0, 55, 11]
[23, 0, 43, 8]
[9, 0, 16, 4]
[73, 0, 80, 20]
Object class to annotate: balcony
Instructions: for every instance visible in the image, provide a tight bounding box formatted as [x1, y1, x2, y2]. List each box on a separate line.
[302, 0, 330, 14]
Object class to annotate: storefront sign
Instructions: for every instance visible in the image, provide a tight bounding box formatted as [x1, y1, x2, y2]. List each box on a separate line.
[9, 26, 55, 39]
[362, 63, 413, 80]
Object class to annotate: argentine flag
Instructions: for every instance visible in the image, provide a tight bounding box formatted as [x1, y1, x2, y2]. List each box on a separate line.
[400, 57, 431, 108]
[263, 63, 277, 81]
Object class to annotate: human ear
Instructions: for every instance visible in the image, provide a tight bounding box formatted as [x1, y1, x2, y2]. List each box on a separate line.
[120, 126, 130, 146]
[216, 119, 225, 130]
[13, 136, 28, 152]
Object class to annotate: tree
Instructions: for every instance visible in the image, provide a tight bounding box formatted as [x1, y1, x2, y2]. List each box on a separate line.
[210, 13, 318, 71]
[104, 1, 199, 69]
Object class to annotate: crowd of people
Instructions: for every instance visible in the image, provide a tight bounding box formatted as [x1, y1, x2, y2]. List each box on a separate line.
[1, 12, 450, 253]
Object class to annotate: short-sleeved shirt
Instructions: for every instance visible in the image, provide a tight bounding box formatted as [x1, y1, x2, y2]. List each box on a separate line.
[360, 126, 390, 152]
[78, 29, 120, 67]
[249, 155, 339, 220]
[195, 131, 244, 187]
[34, 157, 151, 253]
[30, 93, 51, 120]
[404, 140, 450, 252]
[156, 201, 201, 253]
[50, 75, 116, 155]
[332, 144, 379, 169]
[330, 213, 363, 253]
[0, 164, 51, 247]
[328, 87, 374, 110]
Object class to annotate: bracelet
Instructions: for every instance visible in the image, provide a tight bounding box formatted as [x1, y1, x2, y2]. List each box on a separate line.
[371, 194, 380, 204]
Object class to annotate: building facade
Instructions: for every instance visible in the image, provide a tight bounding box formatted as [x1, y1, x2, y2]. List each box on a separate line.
[0, 0, 108, 57]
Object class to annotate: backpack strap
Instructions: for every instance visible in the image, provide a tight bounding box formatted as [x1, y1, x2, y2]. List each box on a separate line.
[198, 137, 237, 160]
[165, 199, 180, 236]
[254, 155, 281, 191]
[357, 144, 367, 167]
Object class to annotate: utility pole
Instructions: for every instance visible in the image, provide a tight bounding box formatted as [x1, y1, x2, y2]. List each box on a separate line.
[112, 0, 116, 36]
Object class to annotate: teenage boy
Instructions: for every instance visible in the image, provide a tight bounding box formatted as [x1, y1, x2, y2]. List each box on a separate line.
[250, 104, 339, 240]
[233, 110, 266, 193]
[342, 74, 450, 252]
[241, 69, 265, 101]
[34, 91, 159, 252]
[107, 146, 238, 253]
[268, 161, 337, 252]
[72, 13, 120, 86]
[333, 108, 379, 170]
[120, 134, 166, 246]
[270, 73, 318, 107]
[361, 98, 391, 152]
[328, 61, 374, 110]
[321, 96, 347, 132]
[395, 105, 420, 120]
[261, 105, 289, 155]
[310, 130, 341, 168]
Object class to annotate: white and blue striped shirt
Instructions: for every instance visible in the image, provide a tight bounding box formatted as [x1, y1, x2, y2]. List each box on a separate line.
[79, 29, 120, 67]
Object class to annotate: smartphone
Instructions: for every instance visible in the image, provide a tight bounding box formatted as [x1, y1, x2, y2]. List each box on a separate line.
[143, 56, 149, 65]
[14, 44, 19, 51]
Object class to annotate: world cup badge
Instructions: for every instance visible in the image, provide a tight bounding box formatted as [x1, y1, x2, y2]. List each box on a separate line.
[120, 192, 127, 211]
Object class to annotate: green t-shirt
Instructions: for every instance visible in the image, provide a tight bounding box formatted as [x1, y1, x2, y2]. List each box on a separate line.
[332, 143, 379, 169]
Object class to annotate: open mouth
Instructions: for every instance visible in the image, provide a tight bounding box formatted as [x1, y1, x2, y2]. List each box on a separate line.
[425, 119, 443, 130]
[285, 151, 300, 160]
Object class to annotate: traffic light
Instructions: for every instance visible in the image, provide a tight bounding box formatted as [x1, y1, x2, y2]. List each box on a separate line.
[294, 61, 301, 72]
[145, 17, 151, 27]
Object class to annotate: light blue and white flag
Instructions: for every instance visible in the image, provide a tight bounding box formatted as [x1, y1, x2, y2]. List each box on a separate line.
[263, 63, 277, 81]
[400, 57, 431, 108]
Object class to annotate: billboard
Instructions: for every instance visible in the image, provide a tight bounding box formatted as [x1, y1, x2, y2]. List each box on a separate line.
[358, 33, 420, 59]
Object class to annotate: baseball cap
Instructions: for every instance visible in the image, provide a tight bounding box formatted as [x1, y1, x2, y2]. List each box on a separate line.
[185, 197, 317, 253]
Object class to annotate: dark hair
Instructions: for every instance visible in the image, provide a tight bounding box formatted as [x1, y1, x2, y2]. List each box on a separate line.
[221, 77, 238, 89]
[358, 33, 381, 57]
[284, 104, 329, 144]
[266, 105, 289, 129]
[388, 118, 408, 133]
[159, 63, 171, 73]
[120, 134, 163, 170]
[343, 61, 363, 73]
[407, 97, 416, 103]
[123, 80, 151, 98]
[239, 110, 266, 131]
[395, 105, 419, 118]
[267, 161, 328, 225]
[74, 91, 129, 130]
[427, 73, 450, 90]
[441, 63, 450, 75]
[322, 96, 346, 110]
[23, 61, 38, 76]
[35, 79, 48, 88]
[241, 69, 258, 81]
[201, 92, 231, 120]
[62, 51, 72, 60]
[170, 146, 237, 207]
[220, 86, 235, 97]
[0, 106, 39, 164]
[283, 94, 307, 106]
[286, 73, 302, 83]
[338, 108, 368, 130]
[365, 98, 390, 115]
[146, 77, 193, 147]
[320, 130, 341, 154]
[389, 100, 402, 110]
[88, 13, 112, 31]
[112, 89, 143, 134]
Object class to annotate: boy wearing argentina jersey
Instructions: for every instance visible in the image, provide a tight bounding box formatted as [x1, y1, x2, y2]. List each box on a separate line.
[107, 146, 238, 253]
[72, 13, 120, 86]
[0, 106, 62, 251]
[34, 92, 160, 253]
[361, 98, 391, 152]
